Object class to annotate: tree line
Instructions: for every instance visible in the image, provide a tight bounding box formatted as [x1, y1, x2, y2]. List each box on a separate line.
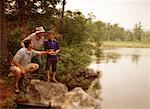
[0, 0, 150, 69]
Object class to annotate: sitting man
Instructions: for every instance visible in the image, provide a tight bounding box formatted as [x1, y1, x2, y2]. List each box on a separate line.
[8, 39, 51, 93]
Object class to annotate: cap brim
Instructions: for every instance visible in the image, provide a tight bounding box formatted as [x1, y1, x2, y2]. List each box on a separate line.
[35, 30, 45, 34]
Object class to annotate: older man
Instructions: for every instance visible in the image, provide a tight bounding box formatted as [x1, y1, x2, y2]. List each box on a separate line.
[21, 26, 45, 50]
[9, 39, 51, 93]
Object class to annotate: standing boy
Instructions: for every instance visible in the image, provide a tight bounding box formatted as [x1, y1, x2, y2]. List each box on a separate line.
[44, 30, 60, 82]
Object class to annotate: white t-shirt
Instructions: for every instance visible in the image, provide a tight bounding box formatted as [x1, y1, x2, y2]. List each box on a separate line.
[11, 48, 40, 67]
[21, 33, 45, 50]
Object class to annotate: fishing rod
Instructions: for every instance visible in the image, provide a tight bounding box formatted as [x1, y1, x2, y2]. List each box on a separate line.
[58, 53, 87, 66]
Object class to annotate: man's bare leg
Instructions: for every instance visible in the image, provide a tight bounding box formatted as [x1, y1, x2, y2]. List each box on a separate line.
[24, 63, 39, 79]
[25, 63, 39, 73]
[15, 69, 21, 93]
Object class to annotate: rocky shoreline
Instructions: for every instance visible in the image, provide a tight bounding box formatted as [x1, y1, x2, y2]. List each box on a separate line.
[1, 69, 102, 109]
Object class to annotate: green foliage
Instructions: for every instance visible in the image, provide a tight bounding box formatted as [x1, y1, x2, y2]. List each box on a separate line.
[95, 48, 103, 58]
[92, 21, 106, 41]
[8, 27, 22, 56]
[132, 22, 144, 41]
[27, 16, 59, 31]
[5, 0, 62, 20]
[143, 31, 150, 42]
[61, 11, 88, 45]
[85, 20, 149, 43]
[58, 44, 92, 72]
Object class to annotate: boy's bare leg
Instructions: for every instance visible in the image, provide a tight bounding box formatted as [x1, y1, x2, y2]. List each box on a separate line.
[52, 72, 59, 83]
[47, 71, 50, 82]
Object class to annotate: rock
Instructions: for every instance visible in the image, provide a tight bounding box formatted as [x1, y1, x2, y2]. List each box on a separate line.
[60, 69, 98, 91]
[51, 87, 101, 109]
[85, 69, 98, 78]
[24, 79, 68, 106]
[87, 78, 101, 101]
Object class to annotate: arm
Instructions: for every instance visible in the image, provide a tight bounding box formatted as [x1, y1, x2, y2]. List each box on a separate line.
[12, 49, 26, 73]
[12, 59, 25, 74]
[21, 36, 31, 47]
[39, 51, 52, 56]
[32, 50, 53, 56]
[55, 49, 60, 54]
[54, 41, 60, 54]
[48, 49, 60, 56]
[21, 33, 35, 47]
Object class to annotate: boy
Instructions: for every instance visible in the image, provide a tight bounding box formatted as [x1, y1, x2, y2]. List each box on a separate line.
[44, 30, 60, 82]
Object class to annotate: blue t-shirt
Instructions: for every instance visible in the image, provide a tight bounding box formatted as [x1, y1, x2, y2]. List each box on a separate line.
[44, 39, 60, 60]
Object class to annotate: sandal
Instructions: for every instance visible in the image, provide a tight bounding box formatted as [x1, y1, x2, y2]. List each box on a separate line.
[8, 71, 15, 77]
[53, 78, 59, 83]
[15, 89, 20, 93]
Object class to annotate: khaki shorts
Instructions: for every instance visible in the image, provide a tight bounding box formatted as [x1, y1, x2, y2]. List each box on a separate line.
[9, 63, 39, 74]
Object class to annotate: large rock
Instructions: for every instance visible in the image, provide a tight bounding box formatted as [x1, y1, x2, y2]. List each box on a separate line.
[59, 69, 98, 91]
[51, 87, 101, 109]
[87, 78, 101, 101]
[23, 79, 68, 106]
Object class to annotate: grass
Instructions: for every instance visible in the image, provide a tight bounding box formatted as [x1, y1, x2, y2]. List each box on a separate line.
[102, 41, 150, 48]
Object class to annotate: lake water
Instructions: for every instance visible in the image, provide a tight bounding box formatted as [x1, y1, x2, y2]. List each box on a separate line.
[89, 48, 150, 109]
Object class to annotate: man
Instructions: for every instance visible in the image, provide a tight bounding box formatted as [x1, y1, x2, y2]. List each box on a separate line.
[9, 39, 51, 93]
[44, 30, 60, 83]
[21, 26, 45, 76]
[21, 26, 45, 50]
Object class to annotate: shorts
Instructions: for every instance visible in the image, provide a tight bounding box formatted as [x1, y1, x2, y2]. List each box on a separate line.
[45, 59, 58, 72]
[10, 63, 39, 74]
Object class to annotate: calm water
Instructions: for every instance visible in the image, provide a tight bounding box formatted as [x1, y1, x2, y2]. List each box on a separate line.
[89, 48, 150, 109]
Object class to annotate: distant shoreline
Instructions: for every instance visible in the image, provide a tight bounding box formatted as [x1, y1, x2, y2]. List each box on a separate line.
[102, 41, 150, 48]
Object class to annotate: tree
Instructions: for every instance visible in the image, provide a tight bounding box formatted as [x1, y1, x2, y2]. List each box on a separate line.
[93, 21, 106, 41]
[62, 11, 88, 46]
[143, 31, 150, 42]
[5, 0, 62, 24]
[61, 0, 66, 19]
[124, 30, 134, 41]
[0, 0, 9, 66]
[105, 23, 113, 41]
[133, 22, 143, 41]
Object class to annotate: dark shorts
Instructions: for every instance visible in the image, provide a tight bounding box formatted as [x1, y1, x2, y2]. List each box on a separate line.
[46, 59, 58, 72]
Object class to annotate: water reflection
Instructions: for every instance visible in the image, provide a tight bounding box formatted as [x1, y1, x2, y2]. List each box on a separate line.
[132, 54, 140, 64]
[96, 52, 121, 64]
[89, 48, 150, 109]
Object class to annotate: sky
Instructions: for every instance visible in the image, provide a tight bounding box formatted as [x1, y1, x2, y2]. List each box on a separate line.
[65, 0, 150, 30]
